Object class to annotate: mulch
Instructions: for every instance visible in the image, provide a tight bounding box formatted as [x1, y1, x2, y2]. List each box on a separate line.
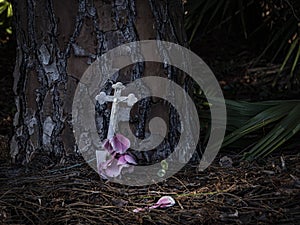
[0, 152, 299, 224]
[1, 33, 300, 225]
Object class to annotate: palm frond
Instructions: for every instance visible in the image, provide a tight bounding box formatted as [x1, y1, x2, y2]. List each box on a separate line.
[222, 100, 300, 159]
[198, 99, 300, 159]
[244, 103, 300, 160]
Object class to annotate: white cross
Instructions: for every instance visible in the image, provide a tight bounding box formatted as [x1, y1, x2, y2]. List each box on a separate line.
[96, 82, 138, 139]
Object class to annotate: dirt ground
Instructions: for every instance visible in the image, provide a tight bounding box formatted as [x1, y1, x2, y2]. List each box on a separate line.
[0, 152, 299, 224]
[0, 35, 300, 224]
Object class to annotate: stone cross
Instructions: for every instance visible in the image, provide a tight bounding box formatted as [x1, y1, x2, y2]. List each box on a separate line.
[96, 82, 138, 139]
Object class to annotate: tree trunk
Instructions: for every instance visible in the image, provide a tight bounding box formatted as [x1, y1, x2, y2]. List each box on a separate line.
[11, 0, 188, 166]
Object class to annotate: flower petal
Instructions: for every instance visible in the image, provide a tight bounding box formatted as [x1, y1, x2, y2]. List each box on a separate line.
[149, 196, 176, 209]
[124, 154, 137, 165]
[117, 155, 127, 165]
[98, 158, 113, 179]
[133, 196, 175, 213]
[98, 134, 133, 178]
[104, 159, 122, 177]
[111, 133, 130, 154]
[99, 158, 113, 169]
[103, 139, 113, 154]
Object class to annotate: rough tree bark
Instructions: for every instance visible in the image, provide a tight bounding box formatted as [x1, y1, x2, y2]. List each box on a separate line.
[11, 0, 189, 165]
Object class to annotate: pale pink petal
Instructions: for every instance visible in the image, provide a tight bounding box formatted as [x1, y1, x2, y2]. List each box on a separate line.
[98, 158, 113, 178]
[124, 154, 137, 164]
[104, 159, 122, 177]
[149, 196, 176, 209]
[133, 196, 175, 213]
[98, 158, 113, 179]
[117, 154, 136, 166]
[98, 134, 133, 178]
[111, 133, 130, 154]
[117, 155, 127, 165]
[98, 157, 124, 178]
[99, 158, 113, 170]
[103, 139, 113, 153]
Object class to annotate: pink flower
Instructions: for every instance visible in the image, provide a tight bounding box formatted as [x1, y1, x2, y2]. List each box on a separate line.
[98, 134, 136, 179]
[103, 133, 130, 154]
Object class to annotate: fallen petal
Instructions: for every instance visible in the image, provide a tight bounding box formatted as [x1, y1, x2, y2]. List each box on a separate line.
[134, 196, 176, 212]
[153, 196, 176, 208]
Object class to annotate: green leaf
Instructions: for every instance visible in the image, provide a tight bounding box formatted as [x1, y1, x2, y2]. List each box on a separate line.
[223, 102, 295, 147]
[6, 26, 11, 34]
[244, 104, 300, 160]
[290, 39, 300, 78]
[7, 2, 12, 17]
[279, 37, 298, 73]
